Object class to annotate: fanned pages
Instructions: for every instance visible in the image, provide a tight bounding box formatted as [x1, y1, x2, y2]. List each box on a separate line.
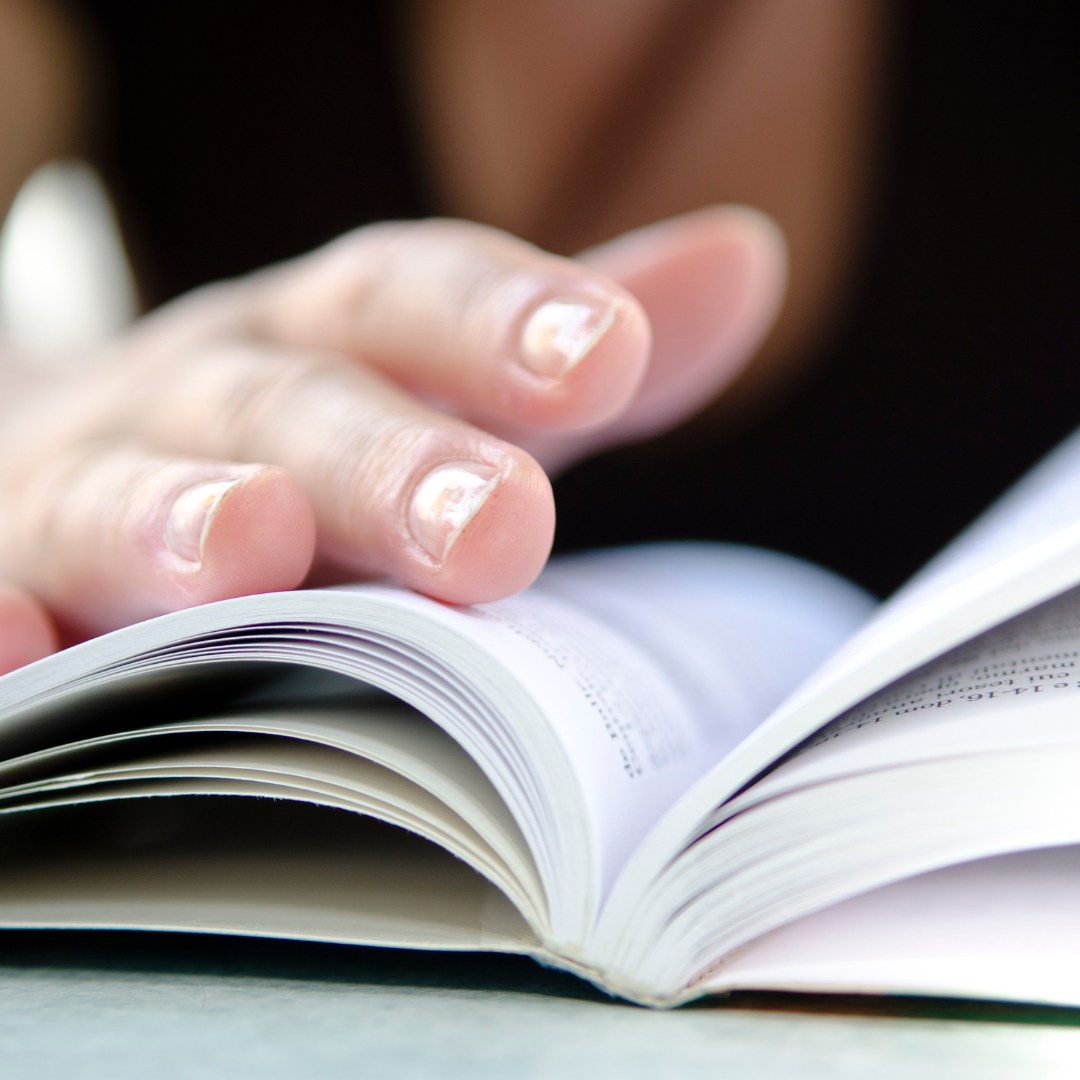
[5, 428, 1080, 1005]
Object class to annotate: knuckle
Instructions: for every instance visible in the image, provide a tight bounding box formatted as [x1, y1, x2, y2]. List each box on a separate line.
[143, 346, 339, 460]
[147, 342, 453, 523]
[0, 439, 151, 571]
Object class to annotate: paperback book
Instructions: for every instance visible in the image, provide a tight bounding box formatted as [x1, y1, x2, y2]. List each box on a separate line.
[5, 431, 1080, 1006]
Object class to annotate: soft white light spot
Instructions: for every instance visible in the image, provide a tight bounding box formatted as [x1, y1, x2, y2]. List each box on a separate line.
[0, 160, 138, 363]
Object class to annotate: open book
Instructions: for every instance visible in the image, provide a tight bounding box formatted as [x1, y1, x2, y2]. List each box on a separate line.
[6, 431, 1080, 1009]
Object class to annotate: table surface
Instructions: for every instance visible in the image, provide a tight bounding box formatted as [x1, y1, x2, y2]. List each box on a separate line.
[1, 931, 1079, 1079]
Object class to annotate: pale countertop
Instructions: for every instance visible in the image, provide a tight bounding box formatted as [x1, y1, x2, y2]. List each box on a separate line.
[1, 932, 1078, 1080]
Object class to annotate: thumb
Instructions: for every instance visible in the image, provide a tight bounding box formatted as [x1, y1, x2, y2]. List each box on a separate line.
[577, 205, 787, 445]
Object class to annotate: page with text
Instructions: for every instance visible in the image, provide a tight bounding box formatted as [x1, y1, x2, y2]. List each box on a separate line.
[607, 425, 1080, 917]
[733, 581, 1080, 809]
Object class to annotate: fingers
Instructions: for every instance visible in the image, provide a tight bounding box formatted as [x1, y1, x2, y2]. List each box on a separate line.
[578, 206, 787, 443]
[0, 209, 778, 644]
[0, 584, 58, 675]
[0, 443, 316, 635]
[131, 343, 555, 605]
[253, 219, 652, 432]
[119, 210, 775, 604]
[481, 206, 788, 475]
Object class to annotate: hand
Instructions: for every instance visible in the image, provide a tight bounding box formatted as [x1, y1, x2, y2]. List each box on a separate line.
[0, 205, 785, 673]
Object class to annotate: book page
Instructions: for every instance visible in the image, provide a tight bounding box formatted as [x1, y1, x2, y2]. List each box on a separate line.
[605, 425, 1080, 926]
[0, 540, 870, 937]
[534, 544, 873, 763]
[462, 543, 869, 900]
[0, 796, 537, 954]
[894, 428, 1080, 608]
[0, 716, 546, 929]
[599, 737, 1080, 1000]
[753, 426, 1080, 780]
[772, 427, 1080, 740]
[704, 846, 1080, 1007]
[737, 582, 1080, 808]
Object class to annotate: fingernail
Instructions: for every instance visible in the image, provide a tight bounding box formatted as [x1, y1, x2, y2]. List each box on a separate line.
[518, 296, 617, 379]
[164, 479, 240, 563]
[408, 463, 500, 563]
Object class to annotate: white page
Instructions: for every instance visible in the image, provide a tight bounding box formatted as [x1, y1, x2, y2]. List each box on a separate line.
[0, 699, 524, 855]
[3, 700, 541, 905]
[535, 544, 873, 762]
[759, 426, 1080, 770]
[0, 794, 537, 954]
[0, 582, 706, 927]
[0, 737, 545, 929]
[0, 587, 617, 940]
[705, 846, 1080, 1007]
[601, 742, 1080, 1000]
[607, 426, 1080, 919]
[421, 544, 870, 902]
[0, 542, 866, 934]
[735, 582, 1080, 810]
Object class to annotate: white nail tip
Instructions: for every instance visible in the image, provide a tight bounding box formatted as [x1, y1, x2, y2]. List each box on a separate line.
[519, 297, 617, 379]
[408, 464, 500, 563]
[163, 479, 240, 564]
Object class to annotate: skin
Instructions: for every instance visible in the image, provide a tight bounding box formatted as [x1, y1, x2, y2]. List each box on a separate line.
[0, 0, 885, 674]
[407, 0, 886, 419]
